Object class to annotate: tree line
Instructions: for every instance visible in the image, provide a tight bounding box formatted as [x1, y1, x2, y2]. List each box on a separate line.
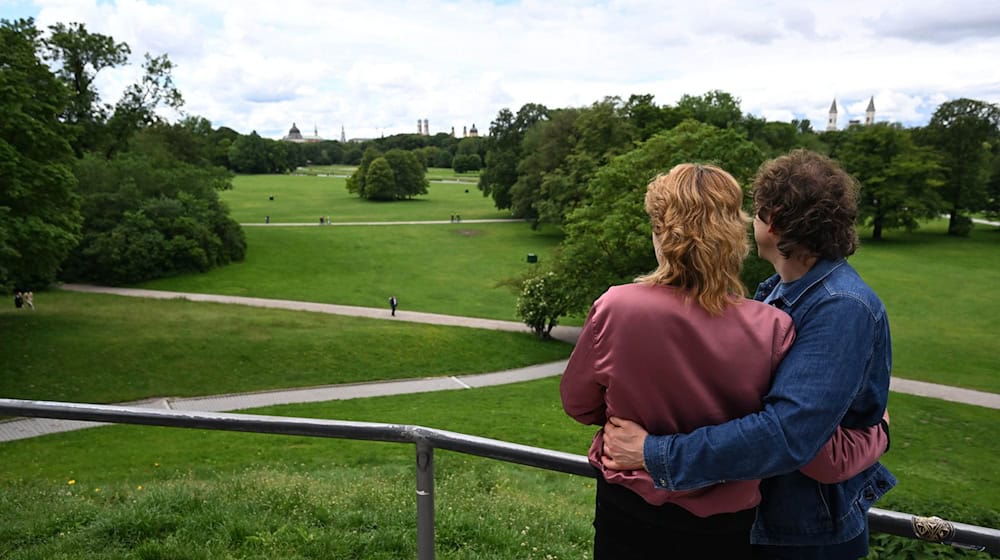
[213, 122, 486, 176]
[4, 16, 997, 319]
[1, 19, 245, 291]
[471, 93, 1000, 336]
[0, 18, 493, 291]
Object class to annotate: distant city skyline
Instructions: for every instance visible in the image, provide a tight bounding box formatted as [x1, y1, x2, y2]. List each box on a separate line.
[4, 0, 999, 139]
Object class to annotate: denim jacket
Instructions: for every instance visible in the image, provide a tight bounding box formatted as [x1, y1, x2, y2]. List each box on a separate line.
[643, 258, 897, 545]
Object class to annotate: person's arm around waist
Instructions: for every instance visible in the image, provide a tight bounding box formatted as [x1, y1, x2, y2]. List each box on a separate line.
[603, 410, 890, 485]
[800, 410, 890, 483]
[627, 298, 877, 491]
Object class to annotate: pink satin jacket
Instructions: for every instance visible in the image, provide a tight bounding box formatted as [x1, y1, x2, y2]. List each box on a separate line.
[560, 283, 885, 517]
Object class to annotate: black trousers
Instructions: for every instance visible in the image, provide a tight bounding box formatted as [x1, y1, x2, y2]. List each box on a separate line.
[593, 476, 756, 559]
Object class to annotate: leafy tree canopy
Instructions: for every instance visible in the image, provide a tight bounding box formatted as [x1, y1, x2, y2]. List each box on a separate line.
[347, 147, 428, 201]
[676, 90, 744, 130]
[478, 103, 550, 210]
[921, 98, 1000, 235]
[552, 119, 765, 314]
[0, 18, 83, 290]
[62, 125, 245, 284]
[834, 124, 945, 240]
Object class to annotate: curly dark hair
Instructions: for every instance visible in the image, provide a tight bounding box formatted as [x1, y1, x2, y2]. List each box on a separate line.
[752, 149, 859, 260]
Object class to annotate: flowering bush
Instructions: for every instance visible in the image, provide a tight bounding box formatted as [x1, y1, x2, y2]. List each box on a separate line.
[516, 272, 570, 339]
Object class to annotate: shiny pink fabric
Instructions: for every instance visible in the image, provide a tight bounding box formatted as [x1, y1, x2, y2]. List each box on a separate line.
[560, 283, 795, 517]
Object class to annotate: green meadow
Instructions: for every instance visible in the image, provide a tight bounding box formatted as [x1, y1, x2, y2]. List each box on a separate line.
[152, 177, 1000, 392]
[0, 170, 997, 558]
[137, 222, 567, 323]
[0, 292, 572, 404]
[851, 221, 1000, 393]
[223, 170, 508, 224]
[0, 379, 996, 558]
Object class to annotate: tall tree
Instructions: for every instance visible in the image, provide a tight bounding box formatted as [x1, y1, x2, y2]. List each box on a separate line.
[676, 90, 744, 130]
[0, 18, 83, 290]
[552, 120, 765, 314]
[45, 22, 183, 159]
[453, 137, 484, 172]
[106, 53, 183, 156]
[478, 103, 549, 210]
[508, 108, 581, 221]
[227, 131, 272, 174]
[623, 93, 674, 141]
[383, 149, 428, 199]
[346, 147, 382, 197]
[347, 148, 427, 201]
[364, 157, 396, 201]
[922, 98, 1000, 235]
[507, 98, 639, 226]
[835, 124, 944, 240]
[44, 21, 130, 156]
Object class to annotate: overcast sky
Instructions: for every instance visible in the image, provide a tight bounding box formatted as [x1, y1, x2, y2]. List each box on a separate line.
[4, 0, 1000, 140]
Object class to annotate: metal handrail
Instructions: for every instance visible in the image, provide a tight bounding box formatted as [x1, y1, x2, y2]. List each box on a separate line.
[1, 398, 997, 558]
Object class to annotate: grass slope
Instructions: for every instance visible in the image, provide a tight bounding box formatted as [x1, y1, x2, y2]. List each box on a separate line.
[137, 223, 565, 322]
[0, 378, 994, 558]
[0, 292, 572, 404]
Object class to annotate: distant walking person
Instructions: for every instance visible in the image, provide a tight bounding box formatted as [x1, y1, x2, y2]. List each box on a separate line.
[13, 292, 23, 309]
[389, 295, 398, 316]
[24, 291, 33, 310]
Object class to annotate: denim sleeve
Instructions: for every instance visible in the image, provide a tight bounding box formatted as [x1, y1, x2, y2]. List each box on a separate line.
[644, 296, 877, 491]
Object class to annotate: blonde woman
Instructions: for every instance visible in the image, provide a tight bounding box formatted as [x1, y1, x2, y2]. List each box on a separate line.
[560, 164, 885, 558]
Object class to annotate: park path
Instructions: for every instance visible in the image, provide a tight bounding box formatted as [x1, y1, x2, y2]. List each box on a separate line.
[1, 285, 996, 443]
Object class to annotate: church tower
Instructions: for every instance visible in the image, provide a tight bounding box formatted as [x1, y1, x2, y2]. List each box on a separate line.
[827, 99, 838, 131]
[865, 96, 876, 126]
[340, 125, 346, 143]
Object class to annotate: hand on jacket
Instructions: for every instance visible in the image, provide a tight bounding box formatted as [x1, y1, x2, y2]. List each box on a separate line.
[601, 416, 648, 471]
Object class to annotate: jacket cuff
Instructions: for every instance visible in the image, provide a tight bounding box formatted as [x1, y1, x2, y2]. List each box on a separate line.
[644, 434, 675, 490]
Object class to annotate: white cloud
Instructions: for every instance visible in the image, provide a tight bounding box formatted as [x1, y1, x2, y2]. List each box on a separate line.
[15, 0, 1000, 138]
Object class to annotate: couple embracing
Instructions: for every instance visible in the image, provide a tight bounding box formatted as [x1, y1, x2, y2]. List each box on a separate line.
[561, 150, 894, 559]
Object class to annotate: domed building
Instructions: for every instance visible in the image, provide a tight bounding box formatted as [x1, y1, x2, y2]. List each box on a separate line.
[282, 122, 323, 143]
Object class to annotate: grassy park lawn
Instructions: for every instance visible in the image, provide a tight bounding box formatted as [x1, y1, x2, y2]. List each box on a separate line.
[1, 172, 997, 558]
[851, 220, 1000, 393]
[137, 223, 566, 322]
[0, 292, 572, 405]
[223, 170, 505, 224]
[136, 216, 998, 391]
[0, 378, 995, 558]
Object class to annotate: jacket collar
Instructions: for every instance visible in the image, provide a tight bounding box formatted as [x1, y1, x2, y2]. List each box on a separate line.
[761, 258, 846, 308]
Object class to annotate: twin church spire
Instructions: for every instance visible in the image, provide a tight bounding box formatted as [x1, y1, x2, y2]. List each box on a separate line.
[827, 96, 876, 131]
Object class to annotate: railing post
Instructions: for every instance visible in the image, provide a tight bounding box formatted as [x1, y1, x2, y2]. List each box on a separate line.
[416, 439, 435, 560]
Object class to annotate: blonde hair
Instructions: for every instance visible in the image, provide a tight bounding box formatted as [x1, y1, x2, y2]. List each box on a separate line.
[636, 163, 749, 315]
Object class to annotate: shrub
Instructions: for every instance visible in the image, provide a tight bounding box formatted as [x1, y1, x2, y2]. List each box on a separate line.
[516, 271, 570, 339]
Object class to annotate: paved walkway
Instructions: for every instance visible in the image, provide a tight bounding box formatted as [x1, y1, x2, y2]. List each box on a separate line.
[57, 284, 581, 345]
[2, 285, 996, 443]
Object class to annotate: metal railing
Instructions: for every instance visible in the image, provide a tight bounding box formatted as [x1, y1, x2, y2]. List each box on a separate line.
[1, 398, 997, 558]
